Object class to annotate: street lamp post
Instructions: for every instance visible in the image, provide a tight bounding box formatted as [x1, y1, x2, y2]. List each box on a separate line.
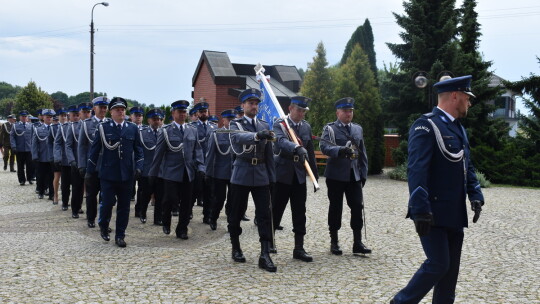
[90, 2, 109, 102]
[413, 71, 454, 110]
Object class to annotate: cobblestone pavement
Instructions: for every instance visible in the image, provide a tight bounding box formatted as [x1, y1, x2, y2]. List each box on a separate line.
[0, 169, 538, 303]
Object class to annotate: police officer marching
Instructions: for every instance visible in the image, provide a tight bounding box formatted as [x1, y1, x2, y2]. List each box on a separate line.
[137, 108, 164, 225]
[10, 110, 34, 186]
[0, 114, 17, 172]
[391, 76, 485, 304]
[32, 109, 56, 200]
[227, 88, 277, 272]
[204, 109, 236, 230]
[65, 103, 92, 218]
[78, 96, 109, 228]
[53, 108, 72, 210]
[130, 106, 144, 205]
[86, 97, 144, 248]
[148, 100, 205, 240]
[272, 96, 318, 262]
[320, 97, 372, 256]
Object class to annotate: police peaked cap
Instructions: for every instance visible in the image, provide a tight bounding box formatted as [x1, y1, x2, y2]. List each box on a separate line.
[19, 110, 29, 116]
[129, 106, 144, 114]
[335, 97, 355, 109]
[221, 109, 237, 118]
[433, 75, 475, 98]
[78, 102, 93, 111]
[56, 108, 67, 115]
[146, 108, 164, 119]
[189, 108, 197, 116]
[67, 105, 79, 113]
[239, 88, 262, 103]
[194, 102, 209, 111]
[171, 100, 190, 110]
[42, 109, 56, 116]
[92, 96, 109, 106]
[7, 114, 16, 119]
[290, 96, 311, 110]
[234, 105, 244, 114]
[109, 97, 127, 110]
[208, 115, 218, 122]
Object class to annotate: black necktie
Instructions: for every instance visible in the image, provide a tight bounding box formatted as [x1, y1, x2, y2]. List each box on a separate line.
[293, 123, 300, 134]
[345, 124, 351, 135]
[117, 123, 122, 131]
[251, 119, 256, 130]
[203, 122, 207, 133]
[153, 129, 158, 138]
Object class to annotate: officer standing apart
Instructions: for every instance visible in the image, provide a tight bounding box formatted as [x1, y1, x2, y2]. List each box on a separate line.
[320, 97, 371, 256]
[86, 97, 143, 247]
[148, 100, 205, 239]
[272, 96, 318, 262]
[228, 88, 277, 272]
[78, 97, 109, 228]
[137, 108, 164, 224]
[1, 114, 17, 172]
[391, 76, 485, 304]
[10, 110, 34, 185]
[32, 109, 55, 200]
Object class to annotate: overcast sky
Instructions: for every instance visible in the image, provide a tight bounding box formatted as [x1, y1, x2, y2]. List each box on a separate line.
[1, 0, 539, 111]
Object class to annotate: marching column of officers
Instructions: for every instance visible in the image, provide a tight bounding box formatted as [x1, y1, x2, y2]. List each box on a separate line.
[7, 88, 375, 271]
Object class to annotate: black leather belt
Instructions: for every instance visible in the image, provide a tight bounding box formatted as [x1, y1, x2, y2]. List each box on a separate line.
[279, 153, 300, 162]
[237, 156, 266, 165]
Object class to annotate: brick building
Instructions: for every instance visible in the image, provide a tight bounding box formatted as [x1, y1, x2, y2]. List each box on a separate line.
[191, 50, 302, 120]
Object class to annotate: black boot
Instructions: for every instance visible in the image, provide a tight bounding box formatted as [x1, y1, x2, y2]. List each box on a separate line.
[353, 230, 372, 254]
[258, 241, 277, 272]
[292, 234, 313, 262]
[330, 230, 342, 255]
[231, 236, 246, 263]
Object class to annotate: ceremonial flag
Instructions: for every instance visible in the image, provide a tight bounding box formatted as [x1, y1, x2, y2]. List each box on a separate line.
[254, 64, 285, 130]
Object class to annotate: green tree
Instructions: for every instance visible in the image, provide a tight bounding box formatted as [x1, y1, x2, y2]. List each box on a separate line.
[301, 42, 335, 136]
[13, 81, 53, 115]
[51, 91, 69, 108]
[334, 44, 385, 174]
[67, 92, 106, 108]
[340, 19, 378, 85]
[0, 97, 16, 118]
[0, 82, 21, 100]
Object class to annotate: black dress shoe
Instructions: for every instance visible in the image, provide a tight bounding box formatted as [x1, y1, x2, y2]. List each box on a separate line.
[276, 225, 284, 230]
[115, 238, 126, 247]
[293, 249, 313, 262]
[28, 180, 33, 185]
[48, 197, 54, 201]
[108, 227, 112, 233]
[176, 231, 188, 239]
[87, 221, 96, 228]
[38, 194, 44, 199]
[61, 205, 68, 211]
[163, 226, 171, 235]
[78, 209, 84, 214]
[140, 217, 147, 224]
[44, 190, 49, 196]
[171, 211, 179, 217]
[241, 214, 250, 221]
[331, 242, 343, 255]
[154, 220, 163, 226]
[353, 242, 372, 254]
[258, 253, 277, 272]
[232, 249, 246, 263]
[100, 227, 110, 241]
[20, 182, 25, 186]
[209, 220, 217, 231]
[202, 217, 210, 224]
[72, 213, 79, 219]
[10, 169, 16, 172]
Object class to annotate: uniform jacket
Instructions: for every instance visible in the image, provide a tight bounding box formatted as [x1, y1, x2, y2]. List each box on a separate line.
[407, 107, 484, 228]
[86, 120, 143, 182]
[0, 122, 13, 147]
[31, 124, 54, 162]
[191, 120, 217, 159]
[65, 121, 81, 165]
[320, 120, 368, 182]
[148, 123, 204, 183]
[272, 117, 318, 185]
[77, 117, 107, 169]
[139, 125, 161, 177]
[205, 127, 234, 180]
[53, 123, 70, 166]
[229, 116, 275, 187]
[10, 121, 33, 152]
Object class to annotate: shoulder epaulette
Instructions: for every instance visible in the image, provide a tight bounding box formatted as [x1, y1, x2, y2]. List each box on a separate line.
[326, 122, 335, 126]
[423, 112, 435, 118]
[162, 124, 172, 129]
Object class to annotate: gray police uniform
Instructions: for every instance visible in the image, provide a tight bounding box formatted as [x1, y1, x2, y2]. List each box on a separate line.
[148, 122, 205, 236]
[191, 119, 217, 220]
[10, 121, 34, 184]
[54, 122, 72, 209]
[227, 116, 275, 241]
[320, 120, 368, 235]
[65, 120, 84, 215]
[32, 123, 54, 198]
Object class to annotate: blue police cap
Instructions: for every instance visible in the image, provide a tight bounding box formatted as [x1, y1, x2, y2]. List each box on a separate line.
[221, 109, 237, 119]
[335, 97, 355, 109]
[42, 109, 56, 116]
[195, 102, 209, 111]
[108, 97, 127, 110]
[208, 115, 218, 122]
[171, 100, 190, 110]
[433, 75, 475, 98]
[234, 105, 244, 114]
[130, 106, 144, 114]
[290, 96, 311, 110]
[30, 116, 39, 122]
[53, 116, 59, 121]
[146, 108, 164, 119]
[56, 108, 67, 115]
[189, 108, 197, 116]
[19, 110, 29, 116]
[239, 88, 262, 103]
[92, 96, 109, 106]
[67, 105, 78, 113]
[78, 102, 93, 111]
[36, 109, 43, 115]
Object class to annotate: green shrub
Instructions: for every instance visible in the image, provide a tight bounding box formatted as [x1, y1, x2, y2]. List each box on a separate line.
[388, 162, 408, 181]
[475, 171, 491, 188]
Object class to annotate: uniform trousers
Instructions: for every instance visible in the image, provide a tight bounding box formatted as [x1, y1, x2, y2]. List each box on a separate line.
[392, 226, 464, 304]
[85, 172, 101, 222]
[60, 166, 71, 207]
[98, 179, 132, 239]
[210, 177, 232, 221]
[15, 151, 33, 183]
[227, 184, 272, 242]
[138, 176, 164, 222]
[272, 174, 307, 235]
[70, 166, 84, 213]
[36, 162, 53, 198]
[3, 146, 15, 169]
[326, 169, 364, 232]
[162, 175, 192, 233]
